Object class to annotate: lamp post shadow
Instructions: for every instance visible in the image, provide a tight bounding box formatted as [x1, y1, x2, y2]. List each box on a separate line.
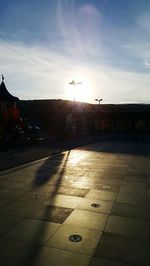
[23, 150, 71, 265]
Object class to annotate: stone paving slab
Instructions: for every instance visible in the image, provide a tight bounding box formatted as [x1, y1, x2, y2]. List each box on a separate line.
[86, 190, 117, 202]
[116, 191, 148, 205]
[120, 185, 147, 196]
[6, 219, 60, 244]
[95, 232, 150, 266]
[112, 202, 150, 220]
[0, 201, 39, 217]
[92, 183, 121, 193]
[17, 190, 55, 203]
[105, 215, 149, 239]
[28, 205, 73, 223]
[76, 198, 113, 215]
[57, 186, 90, 197]
[0, 214, 23, 236]
[64, 209, 108, 231]
[46, 194, 84, 208]
[29, 246, 92, 266]
[0, 188, 26, 200]
[46, 224, 102, 256]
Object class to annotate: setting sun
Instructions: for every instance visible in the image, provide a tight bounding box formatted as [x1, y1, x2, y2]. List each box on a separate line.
[65, 74, 92, 103]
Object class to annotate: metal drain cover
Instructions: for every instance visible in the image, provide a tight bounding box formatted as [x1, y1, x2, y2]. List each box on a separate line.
[91, 203, 100, 208]
[102, 185, 111, 189]
[69, 234, 82, 242]
[32, 195, 40, 199]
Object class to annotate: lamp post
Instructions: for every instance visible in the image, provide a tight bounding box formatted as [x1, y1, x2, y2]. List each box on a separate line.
[95, 98, 103, 104]
[69, 80, 82, 102]
[69, 80, 82, 135]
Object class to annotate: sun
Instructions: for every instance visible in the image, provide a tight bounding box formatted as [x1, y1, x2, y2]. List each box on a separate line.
[66, 75, 92, 103]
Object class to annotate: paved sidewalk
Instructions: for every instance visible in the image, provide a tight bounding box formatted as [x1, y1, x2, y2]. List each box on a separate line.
[0, 136, 99, 171]
[0, 141, 150, 265]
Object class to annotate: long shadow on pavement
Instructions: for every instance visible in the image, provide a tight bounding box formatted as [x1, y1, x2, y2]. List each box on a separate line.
[33, 153, 65, 187]
[23, 151, 71, 266]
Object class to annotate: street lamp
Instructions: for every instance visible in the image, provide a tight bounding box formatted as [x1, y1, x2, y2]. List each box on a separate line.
[95, 98, 103, 104]
[69, 80, 82, 102]
[69, 80, 82, 134]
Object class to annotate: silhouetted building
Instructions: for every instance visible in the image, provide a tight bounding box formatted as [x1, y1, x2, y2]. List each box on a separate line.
[0, 76, 20, 143]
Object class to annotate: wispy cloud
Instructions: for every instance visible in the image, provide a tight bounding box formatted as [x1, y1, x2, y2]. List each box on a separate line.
[144, 60, 150, 67]
[137, 13, 150, 31]
[78, 4, 100, 16]
[57, 1, 103, 58]
[0, 38, 75, 99]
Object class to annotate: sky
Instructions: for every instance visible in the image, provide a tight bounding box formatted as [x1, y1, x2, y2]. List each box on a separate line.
[0, 0, 150, 103]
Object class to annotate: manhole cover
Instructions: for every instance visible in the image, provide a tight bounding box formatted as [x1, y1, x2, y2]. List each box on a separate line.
[91, 203, 100, 208]
[32, 195, 40, 199]
[102, 185, 111, 189]
[69, 234, 82, 242]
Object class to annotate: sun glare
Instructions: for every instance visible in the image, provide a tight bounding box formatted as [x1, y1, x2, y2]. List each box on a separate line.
[65, 74, 92, 103]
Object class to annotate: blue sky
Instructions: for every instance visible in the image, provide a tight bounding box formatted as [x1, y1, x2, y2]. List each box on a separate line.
[0, 0, 150, 103]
